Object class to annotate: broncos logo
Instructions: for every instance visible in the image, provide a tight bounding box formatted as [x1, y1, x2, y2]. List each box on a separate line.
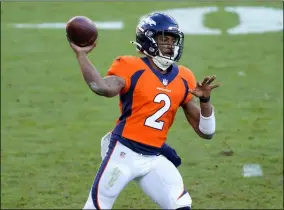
[139, 17, 157, 27]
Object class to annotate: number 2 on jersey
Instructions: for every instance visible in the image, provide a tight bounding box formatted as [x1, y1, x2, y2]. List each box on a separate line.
[144, 93, 171, 130]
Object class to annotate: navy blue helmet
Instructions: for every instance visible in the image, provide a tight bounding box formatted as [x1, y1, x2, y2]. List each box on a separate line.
[131, 13, 184, 70]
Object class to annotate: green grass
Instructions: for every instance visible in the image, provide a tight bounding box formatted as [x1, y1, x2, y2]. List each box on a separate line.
[1, 1, 283, 209]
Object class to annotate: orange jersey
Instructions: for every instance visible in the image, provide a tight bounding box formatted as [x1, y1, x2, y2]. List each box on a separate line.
[107, 56, 196, 148]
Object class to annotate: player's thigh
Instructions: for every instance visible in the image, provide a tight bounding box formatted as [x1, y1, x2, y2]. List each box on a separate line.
[84, 140, 133, 210]
[137, 156, 192, 209]
[101, 132, 111, 159]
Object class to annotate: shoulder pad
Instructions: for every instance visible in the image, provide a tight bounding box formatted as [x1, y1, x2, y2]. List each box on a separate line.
[116, 55, 141, 65]
[178, 65, 194, 76]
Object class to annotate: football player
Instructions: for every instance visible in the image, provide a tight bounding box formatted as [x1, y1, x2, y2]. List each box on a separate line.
[68, 13, 220, 210]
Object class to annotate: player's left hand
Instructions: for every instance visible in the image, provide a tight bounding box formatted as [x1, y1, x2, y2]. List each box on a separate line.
[188, 75, 220, 98]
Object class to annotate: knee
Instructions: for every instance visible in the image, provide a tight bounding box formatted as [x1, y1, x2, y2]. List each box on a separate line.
[174, 192, 192, 209]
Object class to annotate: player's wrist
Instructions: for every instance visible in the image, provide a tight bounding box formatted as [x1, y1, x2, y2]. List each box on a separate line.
[76, 51, 88, 58]
[199, 96, 210, 103]
[199, 107, 215, 135]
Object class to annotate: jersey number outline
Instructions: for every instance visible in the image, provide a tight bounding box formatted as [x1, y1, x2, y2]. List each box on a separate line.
[144, 93, 171, 130]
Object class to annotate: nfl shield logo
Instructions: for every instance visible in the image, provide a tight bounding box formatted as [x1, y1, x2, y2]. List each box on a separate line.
[162, 79, 168, 86]
[120, 152, 126, 158]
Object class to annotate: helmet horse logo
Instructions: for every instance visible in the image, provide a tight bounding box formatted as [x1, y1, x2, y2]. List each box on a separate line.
[141, 17, 156, 26]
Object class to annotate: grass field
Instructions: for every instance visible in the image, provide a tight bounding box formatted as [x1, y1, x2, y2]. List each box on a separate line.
[1, 1, 283, 209]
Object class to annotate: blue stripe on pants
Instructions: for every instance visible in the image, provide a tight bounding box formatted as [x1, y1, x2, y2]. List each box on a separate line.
[91, 138, 118, 209]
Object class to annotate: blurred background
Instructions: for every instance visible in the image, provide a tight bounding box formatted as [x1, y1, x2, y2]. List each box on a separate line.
[1, 1, 283, 209]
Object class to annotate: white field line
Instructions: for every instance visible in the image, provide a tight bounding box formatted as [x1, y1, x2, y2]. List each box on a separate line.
[12, 21, 124, 30]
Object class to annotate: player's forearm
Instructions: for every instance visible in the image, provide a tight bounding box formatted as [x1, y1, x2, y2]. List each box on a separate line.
[182, 101, 214, 140]
[76, 53, 107, 96]
[199, 101, 215, 137]
[200, 101, 213, 117]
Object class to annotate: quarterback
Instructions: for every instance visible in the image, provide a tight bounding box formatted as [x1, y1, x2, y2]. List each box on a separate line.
[68, 13, 220, 209]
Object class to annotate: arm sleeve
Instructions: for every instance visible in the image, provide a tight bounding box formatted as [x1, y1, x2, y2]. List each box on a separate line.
[106, 57, 131, 94]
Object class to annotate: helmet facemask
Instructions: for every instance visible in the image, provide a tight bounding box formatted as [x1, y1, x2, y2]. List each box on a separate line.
[132, 28, 184, 71]
[131, 14, 185, 71]
[152, 31, 184, 71]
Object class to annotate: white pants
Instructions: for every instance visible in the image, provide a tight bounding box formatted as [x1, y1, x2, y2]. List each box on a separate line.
[83, 132, 192, 209]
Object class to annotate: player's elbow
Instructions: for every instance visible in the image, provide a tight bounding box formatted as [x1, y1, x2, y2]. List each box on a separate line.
[103, 89, 120, 97]
[90, 88, 106, 96]
[201, 132, 214, 140]
[88, 84, 117, 98]
[193, 126, 215, 140]
[93, 90, 117, 98]
[197, 126, 215, 140]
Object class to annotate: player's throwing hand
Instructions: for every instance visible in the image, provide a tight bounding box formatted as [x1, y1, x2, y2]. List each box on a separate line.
[188, 75, 220, 98]
[68, 38, 97, 55]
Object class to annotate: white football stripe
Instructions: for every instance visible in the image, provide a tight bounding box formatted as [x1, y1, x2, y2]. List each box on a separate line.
[13, 21, 124, 30]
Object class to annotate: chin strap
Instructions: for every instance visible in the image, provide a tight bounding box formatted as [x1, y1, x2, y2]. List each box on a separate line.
[152, 56, 173, 71]
[130, 41, 142, 51]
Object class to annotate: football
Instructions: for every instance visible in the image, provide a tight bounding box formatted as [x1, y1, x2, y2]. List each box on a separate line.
[66, 16, 98, 47]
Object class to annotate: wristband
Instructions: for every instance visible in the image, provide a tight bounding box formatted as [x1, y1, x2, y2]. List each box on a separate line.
[199, 96, 210, 103]
[199, 109, 216, 135]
